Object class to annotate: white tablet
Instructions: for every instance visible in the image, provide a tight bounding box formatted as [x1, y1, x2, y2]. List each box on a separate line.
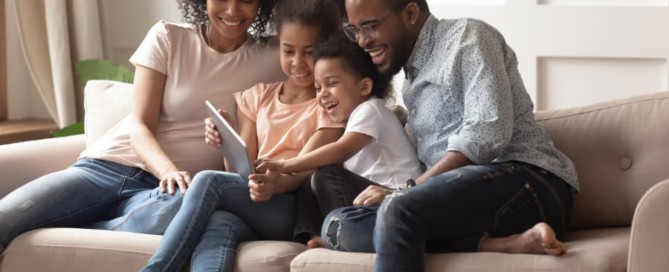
[205, 100, 255, 178]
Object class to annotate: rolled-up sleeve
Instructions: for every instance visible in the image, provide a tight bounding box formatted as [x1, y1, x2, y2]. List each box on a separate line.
[446, 21, 515, 164]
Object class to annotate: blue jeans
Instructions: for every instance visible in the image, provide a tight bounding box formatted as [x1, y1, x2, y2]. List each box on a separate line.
[322, 162, 573, 272]
[0, 158, 183, 253]
[142, 170, 296, 272]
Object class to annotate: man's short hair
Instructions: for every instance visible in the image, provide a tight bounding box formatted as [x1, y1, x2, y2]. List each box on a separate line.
[389, 0, 429, 12]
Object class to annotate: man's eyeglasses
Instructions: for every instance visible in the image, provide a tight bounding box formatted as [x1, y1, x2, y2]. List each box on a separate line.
[343, 13, 392, 42]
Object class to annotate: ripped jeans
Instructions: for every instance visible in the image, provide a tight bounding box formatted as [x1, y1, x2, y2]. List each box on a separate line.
[0, 158, 183, 253]
[322, 162, 573, 272]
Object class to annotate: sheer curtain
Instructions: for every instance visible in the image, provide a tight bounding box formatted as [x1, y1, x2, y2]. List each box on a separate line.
[14, 0, 104, 128]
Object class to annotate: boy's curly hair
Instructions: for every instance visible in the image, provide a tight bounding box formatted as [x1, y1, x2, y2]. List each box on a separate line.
[313, 31, 391, 99]
[176, 0, 275, 39]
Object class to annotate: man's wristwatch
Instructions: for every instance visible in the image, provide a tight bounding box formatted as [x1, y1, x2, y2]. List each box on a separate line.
[406, 178, 416, 189]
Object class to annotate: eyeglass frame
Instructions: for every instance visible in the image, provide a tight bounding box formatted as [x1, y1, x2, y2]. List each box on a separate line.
[342, 12, 393, 42]
[342, 0, 417, 43]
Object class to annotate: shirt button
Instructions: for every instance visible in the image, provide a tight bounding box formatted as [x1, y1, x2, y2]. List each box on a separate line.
[619, 157, 633, 171]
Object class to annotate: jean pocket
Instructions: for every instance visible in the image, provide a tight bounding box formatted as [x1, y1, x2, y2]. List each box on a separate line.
[493, 182, 547, 237]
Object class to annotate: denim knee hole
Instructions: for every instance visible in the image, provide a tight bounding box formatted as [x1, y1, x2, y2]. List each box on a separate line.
[325, 216, 342, 250]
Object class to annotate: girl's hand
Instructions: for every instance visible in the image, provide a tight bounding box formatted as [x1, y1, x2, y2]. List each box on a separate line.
[204, 117, 221, 147]
[247, 169, 280, 202]
[159, 170, 192, 195]
[204, 109, 233, 147]
[256, 159, 286, 174]
[353, 185, 393, 206]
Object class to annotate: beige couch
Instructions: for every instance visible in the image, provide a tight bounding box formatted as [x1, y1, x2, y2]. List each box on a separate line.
[1, 80, 669, 272]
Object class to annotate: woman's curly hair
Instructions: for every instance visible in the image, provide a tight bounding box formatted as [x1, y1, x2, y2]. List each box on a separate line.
[176, 0, 276, 39]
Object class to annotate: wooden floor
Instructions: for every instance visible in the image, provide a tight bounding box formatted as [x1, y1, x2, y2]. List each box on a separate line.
[0, 119, 57, 145]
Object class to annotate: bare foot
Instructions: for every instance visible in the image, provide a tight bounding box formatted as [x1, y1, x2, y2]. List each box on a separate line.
[479, 222, 566, 255]
[307, 236, 324, 249]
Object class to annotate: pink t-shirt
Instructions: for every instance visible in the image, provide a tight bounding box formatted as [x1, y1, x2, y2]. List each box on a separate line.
[234, 82, 342, 160]
[80, 21, 285, 174]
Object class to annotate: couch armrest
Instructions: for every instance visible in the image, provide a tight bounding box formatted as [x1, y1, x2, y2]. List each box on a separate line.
[0, 135, 85, 197]
[628, 179, 669, 272]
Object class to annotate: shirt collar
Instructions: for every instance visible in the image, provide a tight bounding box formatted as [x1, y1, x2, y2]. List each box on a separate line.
[403, 14, 438, 81]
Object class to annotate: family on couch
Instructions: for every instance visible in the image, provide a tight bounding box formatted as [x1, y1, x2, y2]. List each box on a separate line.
[0, 0, 579, 272]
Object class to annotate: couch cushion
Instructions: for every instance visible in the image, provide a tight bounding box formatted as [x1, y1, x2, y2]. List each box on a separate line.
[1, 228, 306, 272]
[535, 92, 669, 229]
[291, 228, 629, 272]
[83, 80, 133, 147]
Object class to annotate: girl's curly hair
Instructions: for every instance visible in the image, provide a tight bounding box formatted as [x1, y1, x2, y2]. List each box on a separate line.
[176, 0, 276, 39]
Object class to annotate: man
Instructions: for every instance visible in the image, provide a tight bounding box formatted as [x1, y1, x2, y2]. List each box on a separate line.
[322, 0, 580, 271]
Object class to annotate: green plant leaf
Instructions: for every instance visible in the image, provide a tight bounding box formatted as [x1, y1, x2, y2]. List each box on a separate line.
[75, 59, 134, 86]
[52, 122, 84, 137]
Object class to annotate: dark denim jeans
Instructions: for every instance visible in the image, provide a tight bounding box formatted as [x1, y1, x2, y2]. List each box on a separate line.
[294, 165, 378, 243]
[322, 162, 573, 272]
[0, 158, 183, 253]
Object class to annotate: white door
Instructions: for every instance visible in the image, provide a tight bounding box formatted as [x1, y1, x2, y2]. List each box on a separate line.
[394, 0, 669, 110]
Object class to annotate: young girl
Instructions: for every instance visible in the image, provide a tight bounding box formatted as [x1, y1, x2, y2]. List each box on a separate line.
[141, 1, 342, 271]
[259, 32, 423, 249]
[0, 0, 282, 253]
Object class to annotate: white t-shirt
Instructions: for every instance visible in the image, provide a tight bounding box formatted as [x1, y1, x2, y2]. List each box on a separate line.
[344, 98, 423, 189]
[80, 21, 285, 174]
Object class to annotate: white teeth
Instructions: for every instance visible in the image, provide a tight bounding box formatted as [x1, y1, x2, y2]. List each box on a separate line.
[294, 73, 308, 78]
[221, 18, 242, 26]
[369, 49, 383, 57]
[324, 101, 338, 109]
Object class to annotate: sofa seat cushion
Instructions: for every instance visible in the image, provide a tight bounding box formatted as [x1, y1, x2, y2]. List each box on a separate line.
[1, 228, 306, 272]
[290, 227, 629, 272]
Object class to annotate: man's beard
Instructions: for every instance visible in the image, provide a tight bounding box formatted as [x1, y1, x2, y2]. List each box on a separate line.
[379, 32, 413, 79]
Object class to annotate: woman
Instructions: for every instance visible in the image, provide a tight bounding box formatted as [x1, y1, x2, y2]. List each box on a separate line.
[0, 0, 283, 254]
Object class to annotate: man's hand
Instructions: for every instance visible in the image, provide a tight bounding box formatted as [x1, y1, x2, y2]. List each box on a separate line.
[159, 170, 191, 195]
[353, 185, 393, 206]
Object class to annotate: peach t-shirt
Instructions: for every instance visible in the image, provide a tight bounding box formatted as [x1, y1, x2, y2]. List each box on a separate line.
[80, 21, 285, 174]
[234, 82, 342, 160]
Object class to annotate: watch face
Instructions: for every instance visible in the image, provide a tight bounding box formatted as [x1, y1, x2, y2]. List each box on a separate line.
[406, 179, 416, 188]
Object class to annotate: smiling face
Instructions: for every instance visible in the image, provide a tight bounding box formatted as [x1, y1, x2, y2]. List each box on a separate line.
[315, 58, 372, 123]
[207, 0, 260, 45]
[278, 22, 321, 88]
[344, 0, 414, 78]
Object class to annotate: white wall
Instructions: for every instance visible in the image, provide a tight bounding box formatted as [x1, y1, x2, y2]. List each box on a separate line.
[98, 0, 181, 68]
[417, 0, 669, 110]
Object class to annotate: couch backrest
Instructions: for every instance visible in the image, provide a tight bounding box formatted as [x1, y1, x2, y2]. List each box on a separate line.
[535, 91, 669, 229]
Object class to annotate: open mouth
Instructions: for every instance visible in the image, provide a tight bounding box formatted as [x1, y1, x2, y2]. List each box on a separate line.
[323, 101, 339, 113]
[367, 47, 386, 64]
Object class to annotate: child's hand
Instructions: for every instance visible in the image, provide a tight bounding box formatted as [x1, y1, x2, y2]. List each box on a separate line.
[204, 117, 221, 147]
[247, 169, 280, 202]
[204, 109, 234, 147]
[256, 159, 286, 174]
